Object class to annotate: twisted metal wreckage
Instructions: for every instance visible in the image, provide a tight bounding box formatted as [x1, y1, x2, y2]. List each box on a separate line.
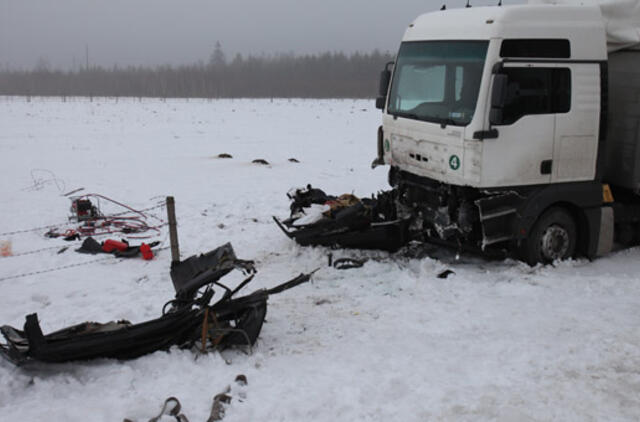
[274, 185, 411, 252]
[0, 195, 315, 364]
[0, 186, 416, 365]
[0, 242, 314, 365]
[274, 185, 511, 262]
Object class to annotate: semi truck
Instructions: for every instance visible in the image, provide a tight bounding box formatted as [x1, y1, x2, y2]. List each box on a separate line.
[372, 0, 640, 264]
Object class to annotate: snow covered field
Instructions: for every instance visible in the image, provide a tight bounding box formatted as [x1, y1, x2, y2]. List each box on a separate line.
[0, 96, 639, 421]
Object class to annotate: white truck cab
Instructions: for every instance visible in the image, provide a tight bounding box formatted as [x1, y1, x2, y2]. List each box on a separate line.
[373, 2, 640, 264]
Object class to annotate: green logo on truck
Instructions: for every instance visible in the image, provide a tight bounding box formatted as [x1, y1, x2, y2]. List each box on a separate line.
[384, 139, 390, 152]
[449, 155, 460, 170]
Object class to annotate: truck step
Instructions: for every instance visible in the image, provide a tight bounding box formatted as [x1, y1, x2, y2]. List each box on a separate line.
[479, 206, 516, 222]
[482, 234, 513, 247]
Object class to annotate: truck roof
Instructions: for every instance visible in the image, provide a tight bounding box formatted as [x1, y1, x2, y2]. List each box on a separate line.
[404, 4, 607, 60]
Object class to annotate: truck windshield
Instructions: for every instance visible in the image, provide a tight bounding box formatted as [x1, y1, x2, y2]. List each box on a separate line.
[387, 41, 489, 126]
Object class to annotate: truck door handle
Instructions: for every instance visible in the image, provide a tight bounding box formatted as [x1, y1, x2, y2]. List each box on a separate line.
[540, 160, 552, 175]
[472, 129, 499, 140]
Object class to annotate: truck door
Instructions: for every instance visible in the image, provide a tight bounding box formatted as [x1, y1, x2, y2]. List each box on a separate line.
[551, 63, 600, 182]
[483, 63, 560, 186]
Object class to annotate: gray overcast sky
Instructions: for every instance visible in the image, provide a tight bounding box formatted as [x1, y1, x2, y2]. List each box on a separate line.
[0, 0, 511, 70]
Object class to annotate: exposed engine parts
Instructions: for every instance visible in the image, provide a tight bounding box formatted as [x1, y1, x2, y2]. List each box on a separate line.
[275, 179, 521, 259]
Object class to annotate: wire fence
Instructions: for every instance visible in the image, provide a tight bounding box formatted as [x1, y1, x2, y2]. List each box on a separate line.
[0, 246, 170, 282]
[0, 202, 166, 237]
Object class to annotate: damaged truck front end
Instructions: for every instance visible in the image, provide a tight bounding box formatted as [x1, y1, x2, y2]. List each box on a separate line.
[274, 178, 521, 258]
[391, 168, 521, 256]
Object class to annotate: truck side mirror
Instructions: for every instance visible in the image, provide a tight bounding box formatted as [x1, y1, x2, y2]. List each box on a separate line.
[376, 62, 394, 110]
[489, 73, 508, 125]
[379, 69, 391, 97]
[371, 125, 385, 168]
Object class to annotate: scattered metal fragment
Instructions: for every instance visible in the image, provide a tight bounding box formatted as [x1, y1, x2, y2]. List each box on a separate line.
[169, 243, 254, 300]
[333, 257, 367, 270]
[124, 396, 188, 422]
[437, 269, 455, 279]
[62, 187, 84, 197]
[129, 374, 248, 422]
[148, 397, 187, 422]
[208, 389, 232, 422]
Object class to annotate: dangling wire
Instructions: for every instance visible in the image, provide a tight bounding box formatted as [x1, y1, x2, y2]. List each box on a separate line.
[48, 193, 168, 239]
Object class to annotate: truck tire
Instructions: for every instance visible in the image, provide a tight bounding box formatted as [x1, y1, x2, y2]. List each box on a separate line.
[521, 207, 577, 265]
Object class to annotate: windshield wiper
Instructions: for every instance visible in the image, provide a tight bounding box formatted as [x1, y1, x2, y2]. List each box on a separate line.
[391, 111, 420, 121]
[413, 115, 457, 128]
[391, 112, 460, 128]
[436, 117, 457, 129]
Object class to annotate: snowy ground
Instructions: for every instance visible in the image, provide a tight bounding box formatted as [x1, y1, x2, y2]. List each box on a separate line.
[0, 96, 639, 421]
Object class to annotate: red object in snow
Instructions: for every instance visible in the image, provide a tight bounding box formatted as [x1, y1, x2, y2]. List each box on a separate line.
[102, 239, 128, 253]
[140, 243, 154, 260]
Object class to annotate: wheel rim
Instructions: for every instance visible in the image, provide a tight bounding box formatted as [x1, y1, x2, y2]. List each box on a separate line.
[539, 224, 570, 261]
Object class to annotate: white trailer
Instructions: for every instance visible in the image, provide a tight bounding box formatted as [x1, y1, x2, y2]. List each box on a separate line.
[373, 1, 640, 264]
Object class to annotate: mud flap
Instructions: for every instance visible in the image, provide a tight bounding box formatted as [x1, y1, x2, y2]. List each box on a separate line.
[596, 206, 614, 256]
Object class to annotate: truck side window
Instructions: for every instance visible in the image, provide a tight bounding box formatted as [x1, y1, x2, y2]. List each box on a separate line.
[500, 67, 570, 125]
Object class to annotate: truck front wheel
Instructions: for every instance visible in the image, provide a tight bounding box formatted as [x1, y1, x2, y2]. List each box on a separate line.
[521, 207, 577, 265]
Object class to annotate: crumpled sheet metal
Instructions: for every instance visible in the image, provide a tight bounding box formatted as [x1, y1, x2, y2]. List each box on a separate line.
[275, 185, 410, 252]
[0, 243, 314, 365]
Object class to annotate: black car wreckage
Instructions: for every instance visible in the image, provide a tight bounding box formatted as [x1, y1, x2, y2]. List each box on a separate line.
[273, 185, 410, 252]
[0, 243, 315, 365]
[274, 184, 511, 259]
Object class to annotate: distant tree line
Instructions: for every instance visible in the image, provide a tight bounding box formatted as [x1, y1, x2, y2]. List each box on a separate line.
[0, 48, 394, 98]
